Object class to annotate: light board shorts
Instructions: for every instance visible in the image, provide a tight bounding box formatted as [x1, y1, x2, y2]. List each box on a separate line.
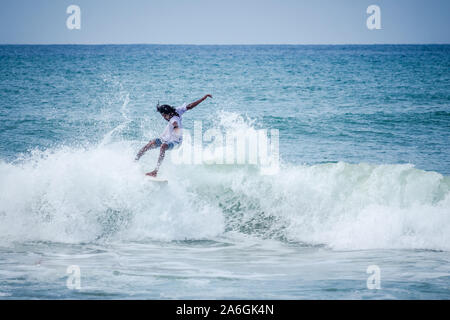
[154, 138, 181, 150]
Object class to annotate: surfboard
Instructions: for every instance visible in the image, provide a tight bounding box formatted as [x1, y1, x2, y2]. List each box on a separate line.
[146, 176, 168, 184]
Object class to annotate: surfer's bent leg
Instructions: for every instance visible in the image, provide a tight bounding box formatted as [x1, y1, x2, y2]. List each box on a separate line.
[135, 138, 160, 161]
[155, 143, 169, 171]
[146, 143, 170, 177]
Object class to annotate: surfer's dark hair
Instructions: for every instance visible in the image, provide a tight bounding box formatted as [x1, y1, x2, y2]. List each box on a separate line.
[156, 104, 178, 117]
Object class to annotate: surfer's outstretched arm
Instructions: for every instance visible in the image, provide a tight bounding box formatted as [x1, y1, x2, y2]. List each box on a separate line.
[186, 94, 212, 110]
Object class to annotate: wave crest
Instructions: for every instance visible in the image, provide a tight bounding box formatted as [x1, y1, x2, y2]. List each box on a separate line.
[0, 142, 449, 250]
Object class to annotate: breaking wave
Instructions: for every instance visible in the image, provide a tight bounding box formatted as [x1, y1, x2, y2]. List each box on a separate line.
[0, 111, 449, 251]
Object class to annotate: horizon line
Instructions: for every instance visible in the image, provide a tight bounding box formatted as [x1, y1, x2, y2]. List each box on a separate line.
[1, 42, 450, 46]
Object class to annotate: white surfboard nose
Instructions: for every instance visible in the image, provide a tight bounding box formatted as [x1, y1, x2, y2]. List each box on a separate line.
[146, 176, 168, 185]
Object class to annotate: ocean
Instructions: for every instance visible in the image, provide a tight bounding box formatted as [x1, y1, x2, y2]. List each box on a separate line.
[0, 44, 449, 299]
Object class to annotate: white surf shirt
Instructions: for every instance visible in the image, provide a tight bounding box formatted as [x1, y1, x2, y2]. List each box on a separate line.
[160, 103, 187, 143]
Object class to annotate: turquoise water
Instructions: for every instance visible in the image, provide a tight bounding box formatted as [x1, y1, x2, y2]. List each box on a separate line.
[0, 45, 449, 299]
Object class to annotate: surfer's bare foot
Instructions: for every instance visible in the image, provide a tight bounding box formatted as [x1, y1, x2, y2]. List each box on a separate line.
[146, 170, 158, 177]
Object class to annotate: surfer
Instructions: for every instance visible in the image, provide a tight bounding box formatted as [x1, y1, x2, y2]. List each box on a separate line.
[135, 94, 213, 177]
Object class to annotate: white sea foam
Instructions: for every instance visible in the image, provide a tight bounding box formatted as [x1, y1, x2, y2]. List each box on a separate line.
[0, 111, 448, 250]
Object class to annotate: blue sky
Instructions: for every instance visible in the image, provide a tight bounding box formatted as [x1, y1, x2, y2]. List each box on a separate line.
[1, 0, 449, 44]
